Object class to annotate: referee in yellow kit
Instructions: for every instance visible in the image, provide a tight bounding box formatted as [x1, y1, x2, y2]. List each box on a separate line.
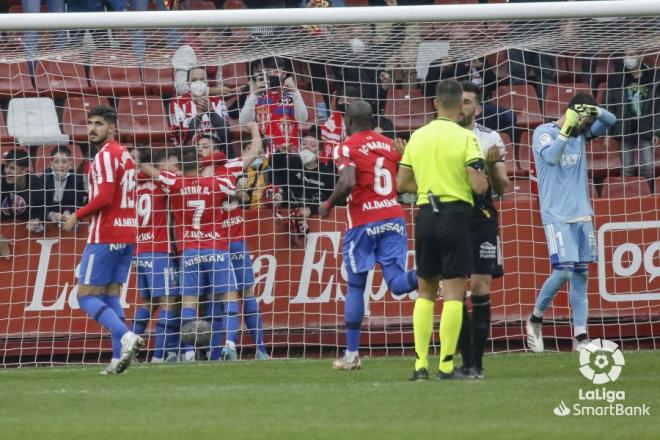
[397, 79, 488, 381]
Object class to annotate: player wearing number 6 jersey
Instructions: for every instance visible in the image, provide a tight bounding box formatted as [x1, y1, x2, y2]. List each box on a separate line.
[142, 147, 239, 362]
[132, 149, 180, 363]
[62, 106, 144, 375]
[319, 100, 418, 370]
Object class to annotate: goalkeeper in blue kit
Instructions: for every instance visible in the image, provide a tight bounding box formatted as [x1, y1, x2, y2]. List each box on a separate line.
[526, 93, 616, 352]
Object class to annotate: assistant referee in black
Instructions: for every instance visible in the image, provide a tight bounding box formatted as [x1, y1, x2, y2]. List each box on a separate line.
[396, 79, 488, 381]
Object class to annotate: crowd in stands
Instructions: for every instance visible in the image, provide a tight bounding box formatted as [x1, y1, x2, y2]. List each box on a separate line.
[0, 0, 659, 259]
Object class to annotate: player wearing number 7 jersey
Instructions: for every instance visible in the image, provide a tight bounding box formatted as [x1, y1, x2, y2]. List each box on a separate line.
[143, 147, 239, 362]
[319, 100, 418, 370]
[62, 106, 144, 375]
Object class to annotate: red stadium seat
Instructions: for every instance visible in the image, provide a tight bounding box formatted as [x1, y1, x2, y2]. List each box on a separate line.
[0, 62, 35, 98]
[484, 50, 510, 81]
[34, 60, 88, 97]
[600, 177, 652, 199]
[543, 83, 591, 120]
[346, 0, 369, 5]
[116, 95, 168, 143]
[384, 88, 433, 134]
[89, 53, 144, 97]
[62, 96, 111, 142]
[556, 57, 588, 84]
[0, 110, 13, 143]
[592, 58, 616, 86]
[500, 132, 517, 177]
[495, 85, 543, 129]
[34, 144, 84, 175]
[179, 0, 216, 9]
[587, 137, 621, 182]
[143, 67, 175, 96]
[518, 131, 533, 175]
[221, 62, 249, 89]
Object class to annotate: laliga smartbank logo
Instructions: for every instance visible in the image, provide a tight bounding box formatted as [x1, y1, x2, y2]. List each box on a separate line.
[552, 339, 651, 417]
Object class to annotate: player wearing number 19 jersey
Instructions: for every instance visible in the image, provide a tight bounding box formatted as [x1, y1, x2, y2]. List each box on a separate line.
[63, 106, 143, 375]
[319, 101, 418, 370]
[132, 149, 180, 363]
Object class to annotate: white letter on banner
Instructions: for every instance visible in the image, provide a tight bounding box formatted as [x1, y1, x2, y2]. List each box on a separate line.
[291, 231, 341, 304]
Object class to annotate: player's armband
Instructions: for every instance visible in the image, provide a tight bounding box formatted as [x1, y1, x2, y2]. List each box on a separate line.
[466, 158, 485, 171]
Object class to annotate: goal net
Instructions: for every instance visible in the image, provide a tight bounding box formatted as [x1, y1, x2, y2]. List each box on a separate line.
[0, 2, 659, 366]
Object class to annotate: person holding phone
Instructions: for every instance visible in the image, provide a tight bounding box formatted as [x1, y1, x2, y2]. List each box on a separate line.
[238, 57, 308, 154]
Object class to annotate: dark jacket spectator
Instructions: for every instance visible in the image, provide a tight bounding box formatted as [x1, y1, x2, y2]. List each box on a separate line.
[423, 57, 497, 100]
[0, 149, 44, 229]
[271, 127, 336, 216]
[41, 146, 87, 224]
[606, 52, 660, 179]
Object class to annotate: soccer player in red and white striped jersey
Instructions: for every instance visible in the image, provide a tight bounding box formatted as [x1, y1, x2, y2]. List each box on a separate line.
[63, 106, 144, 375]
[198, 122, 270, 360]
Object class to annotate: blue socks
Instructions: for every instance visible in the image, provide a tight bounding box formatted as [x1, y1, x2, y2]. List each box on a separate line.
[243, 297, 265, 354]
[131, 306, 151, 336]
[102, 295, 126, 359]
[154, 309, 179, 359]
[533, 264, 572, 316]
[223, 301, 240, 346]
[570, 264, 589, 336]
[78, 295, 129, 359]
[383, 265, 418, 296]
[345, 272, 368, 353]
[209, 300, 225, 360]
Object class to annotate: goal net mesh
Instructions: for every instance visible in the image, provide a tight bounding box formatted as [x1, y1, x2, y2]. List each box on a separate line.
[1, 11, 659, 366]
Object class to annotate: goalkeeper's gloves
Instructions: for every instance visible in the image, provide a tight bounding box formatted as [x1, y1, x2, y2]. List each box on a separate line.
[572, 103, 600, 118]
[559, 107, 580, 139]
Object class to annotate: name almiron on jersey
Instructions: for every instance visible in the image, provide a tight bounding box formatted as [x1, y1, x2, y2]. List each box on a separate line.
[113, 217, 138, 227]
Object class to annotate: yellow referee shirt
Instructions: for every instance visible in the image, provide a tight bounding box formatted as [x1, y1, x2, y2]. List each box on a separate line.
[400, 117, 484, 206]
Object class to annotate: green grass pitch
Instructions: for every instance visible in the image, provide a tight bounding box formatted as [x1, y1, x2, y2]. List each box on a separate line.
[2, 352, 658, 439]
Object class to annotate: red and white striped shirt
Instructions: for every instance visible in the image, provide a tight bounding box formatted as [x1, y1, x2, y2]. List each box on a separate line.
[169, 94, 228, 145]
[159, 171, 235, 251]
[75, 139, 137, 244]
[135, 172, 171, 254]
[214, 158, 246, 242]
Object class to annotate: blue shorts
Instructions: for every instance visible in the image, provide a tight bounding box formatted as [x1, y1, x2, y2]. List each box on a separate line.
[230, 240, 255, 292]
[544, 221, 597, 265]
[180, 248, 237, 296]
[78, 243, 134, 286]
[343, 218, 409, 275]
[135, 252, 180, 299]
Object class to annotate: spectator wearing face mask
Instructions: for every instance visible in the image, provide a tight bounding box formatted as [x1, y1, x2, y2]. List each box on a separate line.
[169, 66, 231, 147]
[240, 142, 270, 208]
[606, 50, 660, 181]
[239, 57, 308, 154]
[271, 126, 336, 218]
[42, 145, 87, 226]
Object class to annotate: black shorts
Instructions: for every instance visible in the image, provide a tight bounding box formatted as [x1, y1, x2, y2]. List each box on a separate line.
[472, 214, 504, 278]
[414, 202, 473, 279]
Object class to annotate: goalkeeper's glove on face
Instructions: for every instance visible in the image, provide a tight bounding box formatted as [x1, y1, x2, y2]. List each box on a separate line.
[571, 104, 600, 118]
[560, 107, 580, 140]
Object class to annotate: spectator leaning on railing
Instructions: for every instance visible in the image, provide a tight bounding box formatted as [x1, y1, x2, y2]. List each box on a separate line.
[42, 145, 88, 226]
[0, 149, 45, 238]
